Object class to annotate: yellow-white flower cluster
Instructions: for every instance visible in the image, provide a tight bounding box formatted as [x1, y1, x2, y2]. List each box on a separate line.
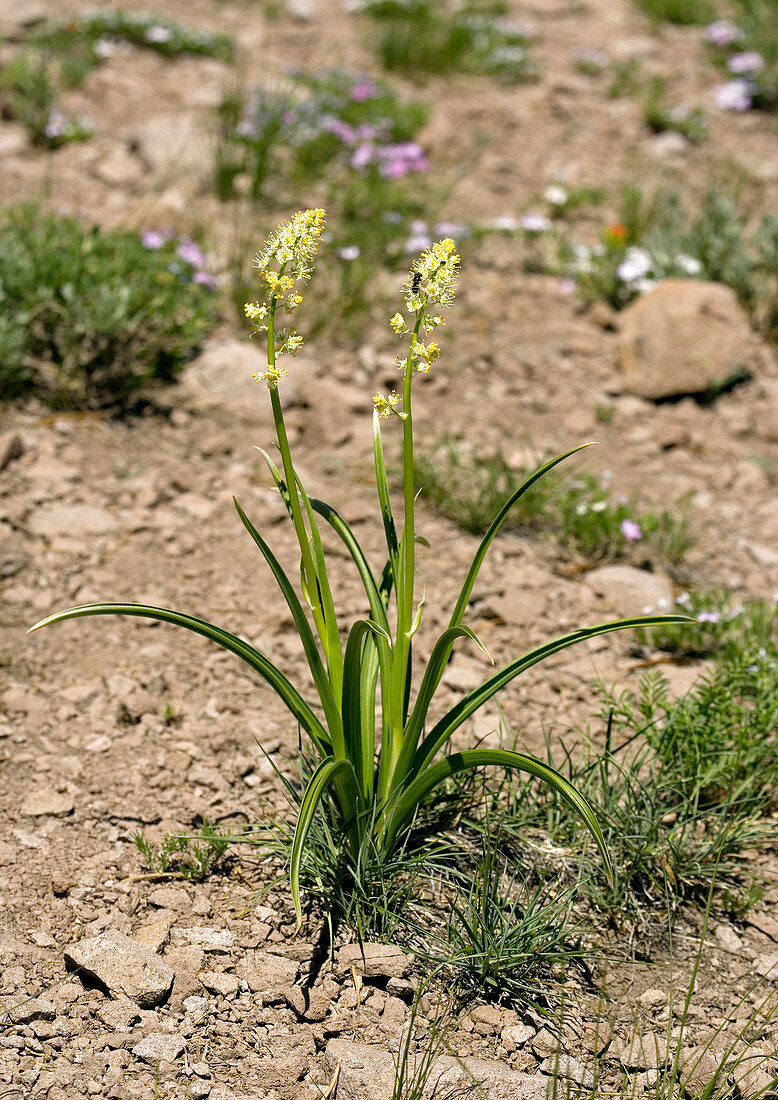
[372, 390, 400, 419]
[245, 209, 325, 387]
[388, 238, 459, 381]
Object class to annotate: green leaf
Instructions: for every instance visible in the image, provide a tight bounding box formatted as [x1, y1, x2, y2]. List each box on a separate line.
[412, 615, 693, 777]
[373, 410, 399, 570]
[448, 444, 596, 632]
[233, 498, 344, 753]
[310, 499, 391, 635]
[384, 748, 612, 881]
[291, 756, 355, 931]
[342, 619, 390, 801]
[397, 625, 489, 781]
[27, 602, 331, 755]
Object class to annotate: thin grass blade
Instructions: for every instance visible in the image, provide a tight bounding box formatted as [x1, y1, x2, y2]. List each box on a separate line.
[291, 755, 355, 930]
[384, 747, 612, 881]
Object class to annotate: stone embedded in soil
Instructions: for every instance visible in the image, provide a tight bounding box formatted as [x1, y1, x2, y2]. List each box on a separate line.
[0, 431, 24, 472]
[177, 926, 235, 953]
[235, 949, 299, 1001]
[96, 996, 141, 1031]
[134, 916, 174, 954]
[20, 789, 75, 817]
[27, 503, 118, 540]
[64, 930, 175, 1008]
[337, 942, 412, 981]
[583, 564, 673, 617]
[617, 279, 762, 401]
[132, 1031, 186, 1065]
[199, 970, 240, 997]
[6, 995, 56, 1024]
[614, 1031, 668, 1070]
[679, 1047, 724, 1098]
[540, 1054, 594, 1088]
[754, 951, 778, 979]
[325, 1039, 547, 1100]
[147, 886, 191, 911]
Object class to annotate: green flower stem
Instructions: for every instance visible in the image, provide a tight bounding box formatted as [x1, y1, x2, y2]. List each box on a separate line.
[380, 307, 425, 807]
[267, 304, 330, 669]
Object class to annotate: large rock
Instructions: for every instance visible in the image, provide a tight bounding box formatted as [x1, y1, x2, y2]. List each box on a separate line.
[617, 280, 760, 400]
[324, 1039, 548, 1100]
[64, 930, 175, 1008]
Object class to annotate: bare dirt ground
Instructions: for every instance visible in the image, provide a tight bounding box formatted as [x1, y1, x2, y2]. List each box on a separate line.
[2, 0, 778, 1096]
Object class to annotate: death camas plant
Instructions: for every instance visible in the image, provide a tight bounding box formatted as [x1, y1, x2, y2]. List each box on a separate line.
[30, 210, 687, 928]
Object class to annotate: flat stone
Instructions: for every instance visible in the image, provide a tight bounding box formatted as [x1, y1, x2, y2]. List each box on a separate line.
[134, 916, 173, 954]
[64, 930, 175, 1008]
[7, 996, 56, 1024]
[28, 504, 118, 539]
[177, 927, 235, 953]
[132, 1031, 185, 1064]
[0, 432, 24, 472]
[679, 1047, 723, 1097]
[540, 1054, 594, 1088]
[147, 886, 191, 911]
[754, 952, 778, 980]
[584, 564, 673, 617]
[614, 1032, 668, 1070]
[337, 943, 412, 981]
[235, 949, 298, 1000]
[324, 1039, 547, 1100]
[96, 996, 142, 1031]
[199, 970, 240, 997]
[617, 280, 762, 401]
[21, 789, 74, 817]
[180, 339, 277, 422]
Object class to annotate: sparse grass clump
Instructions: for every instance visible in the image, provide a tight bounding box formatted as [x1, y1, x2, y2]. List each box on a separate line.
[414, 440, 693, 567]
[562, 186, 778, 343]
[0, 205, 218, 410]
[353, 0, 536, 82]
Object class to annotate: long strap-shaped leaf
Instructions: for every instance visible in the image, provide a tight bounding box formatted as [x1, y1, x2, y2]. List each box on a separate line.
[448, 443, 595, 632]
[291, 756, 355, 931]
[383, 748, 612, 881]
[294, 474, 343, 696]
[395, 625, 488, 781]
[233, 498, 344, 753]
[373, 411, 399, 574]
[342, 619, 390, 802]
[310, 499, 391, 636]
[27, 602, 331, 756]
[411, 615, 692, 779]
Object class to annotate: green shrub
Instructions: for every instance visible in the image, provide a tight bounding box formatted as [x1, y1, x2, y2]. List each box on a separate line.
[0, 207, 218, 411]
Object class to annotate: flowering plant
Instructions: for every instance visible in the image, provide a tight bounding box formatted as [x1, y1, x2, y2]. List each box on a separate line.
[30, 210, 688, 927]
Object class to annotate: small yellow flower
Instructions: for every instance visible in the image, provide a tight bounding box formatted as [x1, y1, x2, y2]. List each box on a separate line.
[389, 312, 408, 335]
[252, 363, 289, 388]
[285, 331, 304, 355]
[402, 238, 460, 314]
[373, 390, 400, 418]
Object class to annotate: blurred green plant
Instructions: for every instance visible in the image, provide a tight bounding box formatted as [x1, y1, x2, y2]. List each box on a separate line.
[414, 439, 693, 567]
[353, 0, 536, 81]
[0, 206, 218, 410]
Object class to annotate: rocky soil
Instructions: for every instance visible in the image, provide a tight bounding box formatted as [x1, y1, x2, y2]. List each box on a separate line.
[2, 0, 778, 1096]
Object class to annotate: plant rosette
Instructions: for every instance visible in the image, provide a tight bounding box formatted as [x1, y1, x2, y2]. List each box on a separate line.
[29, 209, 690, 929]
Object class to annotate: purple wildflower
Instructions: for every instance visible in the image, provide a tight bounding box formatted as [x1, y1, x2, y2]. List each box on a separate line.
[351, 143, 375, 170]
[519, 212, 551, 233]
[177, 238, 207, 268]
[703, 19, 743, 46]
[620, 519, 642, 541]
[727, 51, 764, 74]
[141, 229, 171, 249]
[45, 111, 68, 139]
[322, 116, 356, 144]
[697, 610, 720, 623]
[404, 233, 433, 253]
[192, 270, 216, 289]
[714, 79, 753, 111]
[145, 25, 172, 43]
[350, 80, 378, 102]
